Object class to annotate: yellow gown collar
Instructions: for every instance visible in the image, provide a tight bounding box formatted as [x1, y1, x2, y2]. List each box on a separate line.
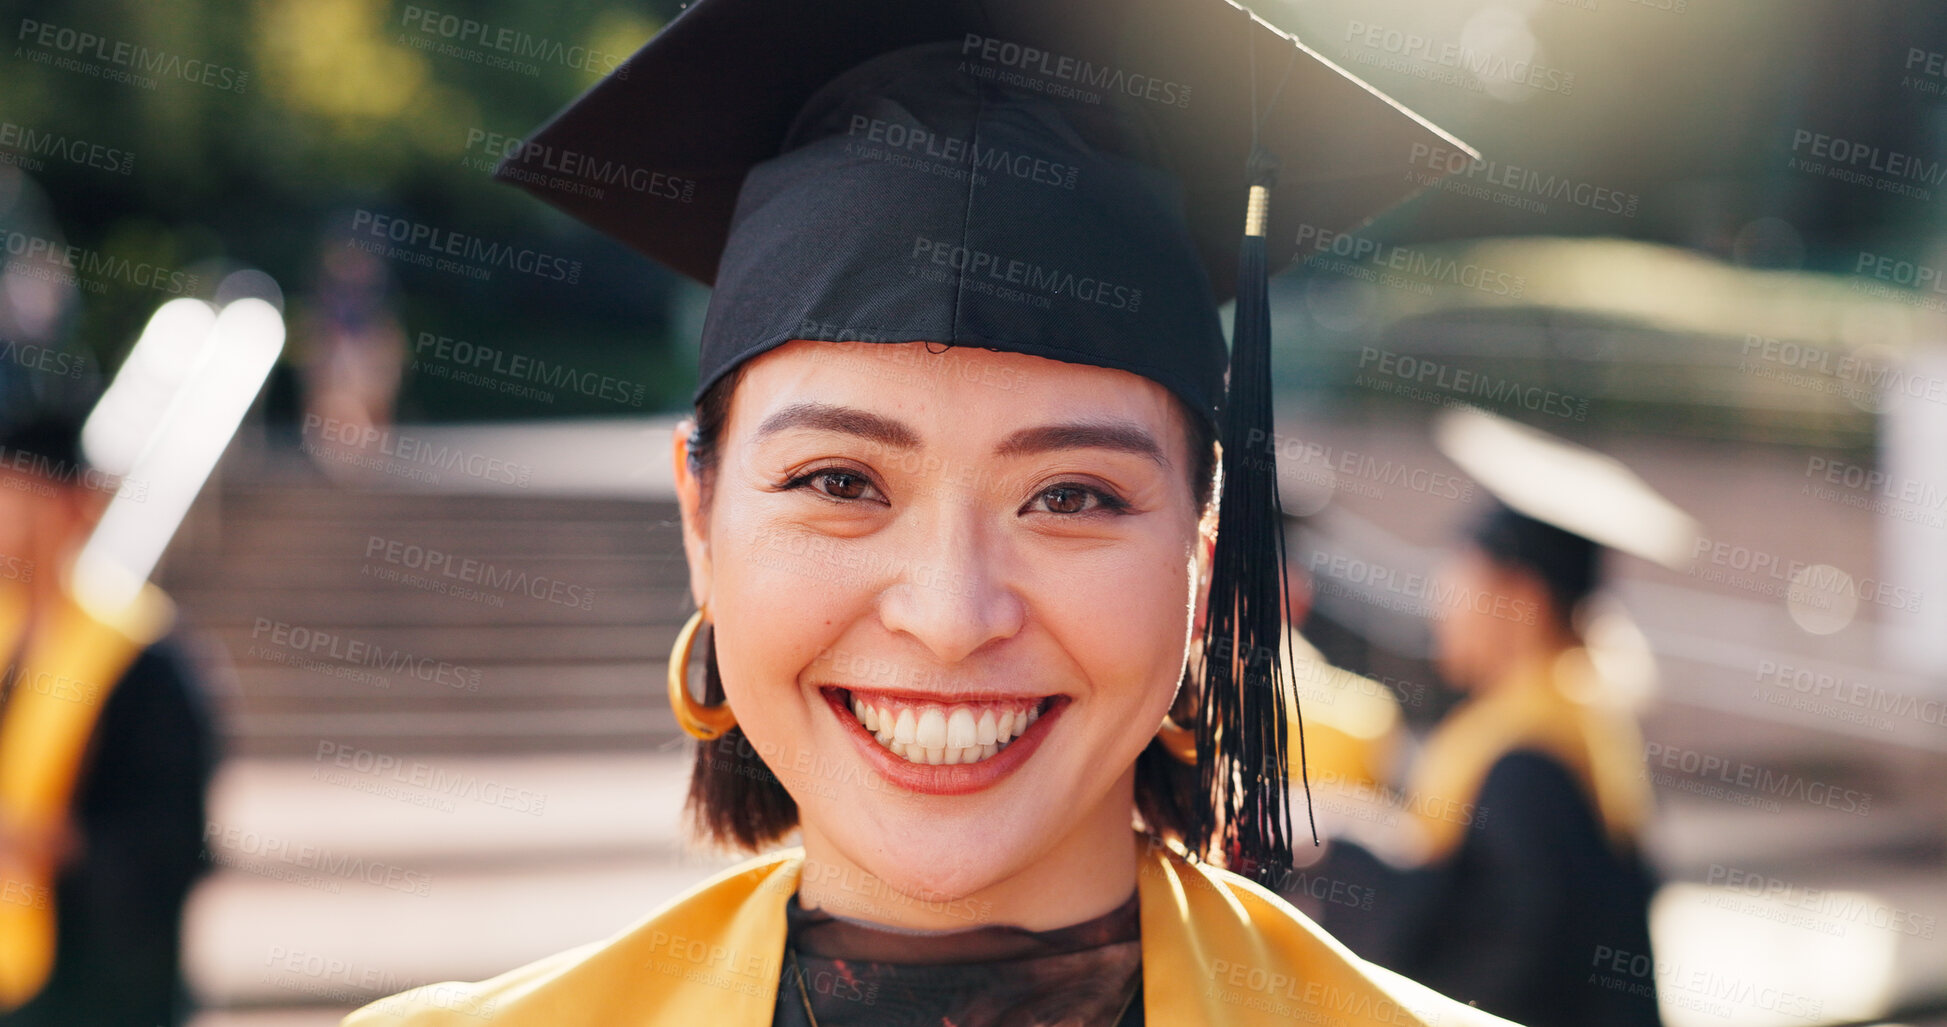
[348, 834, 1513, 1026]
[1407, 647, 1651, 861]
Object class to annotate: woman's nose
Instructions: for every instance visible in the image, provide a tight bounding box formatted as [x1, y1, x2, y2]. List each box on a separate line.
[874, 517, 1026, 665]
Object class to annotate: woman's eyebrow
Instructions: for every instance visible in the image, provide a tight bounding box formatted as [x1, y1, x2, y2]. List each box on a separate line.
[752, 404, 1165, 466]
[995, 421, 1167, 466]
[752, 402, 921, 449]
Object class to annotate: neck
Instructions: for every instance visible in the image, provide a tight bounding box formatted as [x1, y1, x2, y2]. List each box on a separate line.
[794, 769, 1141, 933]
[1480, 625, 1579, 693]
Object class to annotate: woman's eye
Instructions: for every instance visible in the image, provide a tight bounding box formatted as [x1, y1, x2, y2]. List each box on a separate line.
[1029, 483, 1122, 515]
[818, 471, 871, 500]
[786, 468, 882, 503]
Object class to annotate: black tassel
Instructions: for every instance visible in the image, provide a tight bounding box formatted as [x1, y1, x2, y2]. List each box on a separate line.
[1193, 143, 1312, 886]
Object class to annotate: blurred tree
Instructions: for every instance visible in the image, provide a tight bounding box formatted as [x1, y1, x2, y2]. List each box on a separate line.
[0, 0, 695, 421]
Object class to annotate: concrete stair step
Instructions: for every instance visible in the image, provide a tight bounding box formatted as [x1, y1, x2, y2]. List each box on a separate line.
[226, 711, 685, 757]
[180, 588, 685, 628]
[228, 661, 667, 700]
[185, 752, 733, 1011]
[211, 622, 672, 662]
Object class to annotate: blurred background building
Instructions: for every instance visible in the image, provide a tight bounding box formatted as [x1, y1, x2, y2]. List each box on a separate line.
[2, 0, 1945, 1024]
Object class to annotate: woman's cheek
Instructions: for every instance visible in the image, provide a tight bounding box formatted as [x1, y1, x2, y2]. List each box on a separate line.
[724, 499, 881, 601]
[1037, 539, 1188, 701]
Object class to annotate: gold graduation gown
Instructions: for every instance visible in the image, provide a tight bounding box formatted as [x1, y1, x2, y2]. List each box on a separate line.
[0, 579, 176, 1009]
[1284, 633, 1404, 791]
[1406, 647, 1650, 862]
[345, 834, 1516, 1026]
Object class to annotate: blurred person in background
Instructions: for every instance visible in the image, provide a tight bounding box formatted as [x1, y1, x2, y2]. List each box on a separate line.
[297, 237, 406, 473]
[1301, 406, 1695, 1027]
[0, 404, 221, 1027]
[342, 0, 1524, 1024]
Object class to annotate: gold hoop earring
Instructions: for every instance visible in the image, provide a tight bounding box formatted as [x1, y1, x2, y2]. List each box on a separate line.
[668, 605, 737, 740]
[1155, 716, 1198, 765]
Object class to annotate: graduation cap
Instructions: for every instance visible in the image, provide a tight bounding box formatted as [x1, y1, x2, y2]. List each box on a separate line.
[497, 0, 1471, 881]
[1434, 406, 1700, 617]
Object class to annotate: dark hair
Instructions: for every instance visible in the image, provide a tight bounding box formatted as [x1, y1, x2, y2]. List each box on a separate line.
[681, 361, 1214, 853]
[0, 409, 91, 482]
[1471, 504, 1599, 633]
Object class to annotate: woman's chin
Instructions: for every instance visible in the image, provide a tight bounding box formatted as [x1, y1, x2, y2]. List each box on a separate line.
[807, 799, 1058, 924]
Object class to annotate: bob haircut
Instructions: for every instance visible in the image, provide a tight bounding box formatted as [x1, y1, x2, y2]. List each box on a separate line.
[680, 361, 1217, 853]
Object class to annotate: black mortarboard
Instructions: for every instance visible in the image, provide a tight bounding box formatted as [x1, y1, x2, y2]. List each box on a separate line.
[498, 0, 1470, 881]
[1435, 406, 1700, 619]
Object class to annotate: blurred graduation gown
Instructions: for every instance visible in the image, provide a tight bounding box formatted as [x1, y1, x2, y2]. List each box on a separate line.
[347, 834, 1514, 1026]
[1300, 408, 1685, 1027]
[1306, 648, 1659, 1027]
[0, 580, 218, 1027]
[1285, 631, 1404, 791]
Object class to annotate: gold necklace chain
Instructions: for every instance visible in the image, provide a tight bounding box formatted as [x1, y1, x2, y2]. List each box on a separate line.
[786, 945, 1142, 1026]
[788, 946, 817, 1025]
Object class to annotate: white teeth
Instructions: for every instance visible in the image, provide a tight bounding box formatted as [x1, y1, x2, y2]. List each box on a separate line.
[844, 696, 1047, 767]
[915, 708, 947, 749]
[946, 708, 977, 749]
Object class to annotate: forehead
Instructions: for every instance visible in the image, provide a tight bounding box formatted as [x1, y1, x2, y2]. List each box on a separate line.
[728, 340, 1189, 440]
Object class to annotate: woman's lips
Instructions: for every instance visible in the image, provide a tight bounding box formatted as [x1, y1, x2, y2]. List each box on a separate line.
[818, 687, 1063, 796]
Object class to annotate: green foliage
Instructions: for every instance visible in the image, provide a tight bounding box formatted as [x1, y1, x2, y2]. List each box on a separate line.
[2, 0, 693, 419]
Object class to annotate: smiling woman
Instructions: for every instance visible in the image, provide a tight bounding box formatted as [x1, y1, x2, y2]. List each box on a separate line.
[342, 0, 1519, 1025]
[678, 343, 1212, 930]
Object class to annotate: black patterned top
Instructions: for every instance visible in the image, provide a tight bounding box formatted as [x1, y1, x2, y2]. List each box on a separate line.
[770, 889, 1144, 1027]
